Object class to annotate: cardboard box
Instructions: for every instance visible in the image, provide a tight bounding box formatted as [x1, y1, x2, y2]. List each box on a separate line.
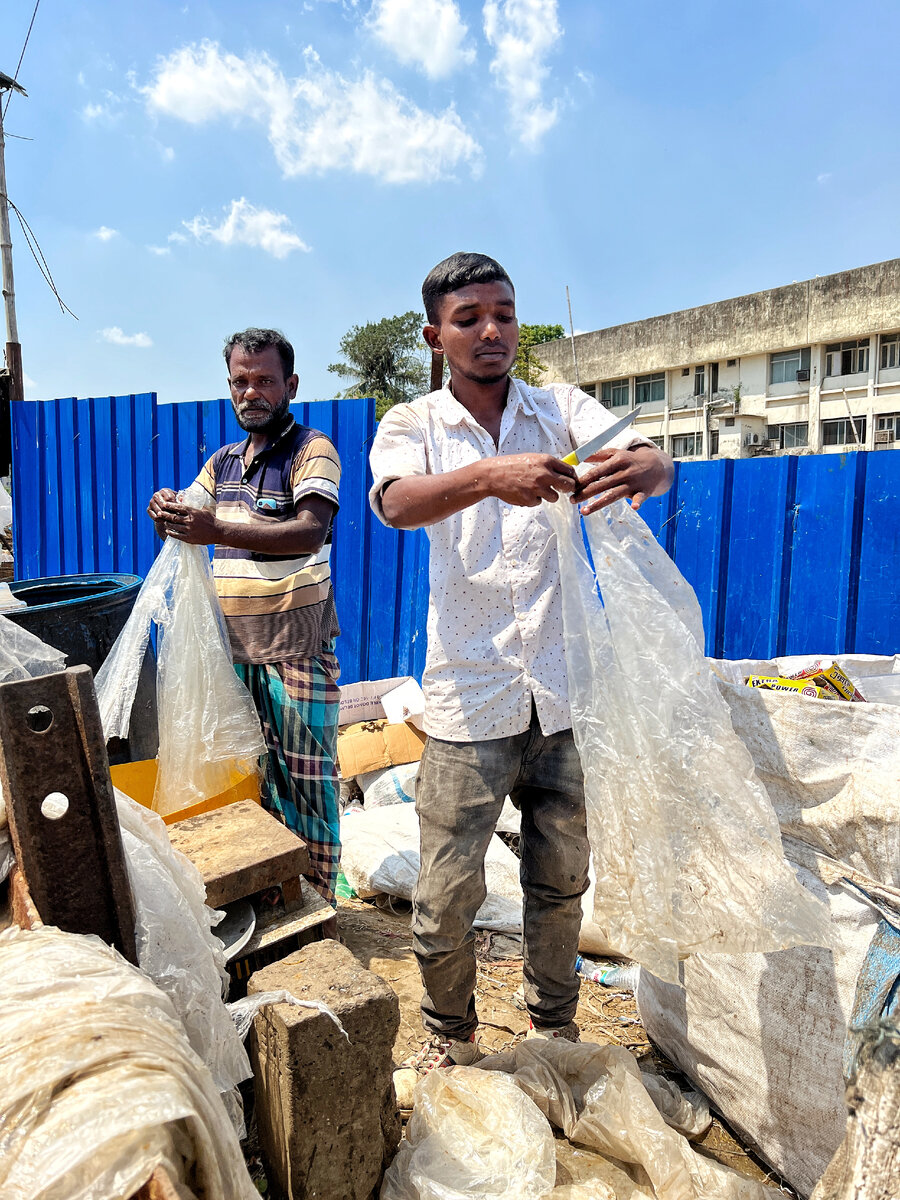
[337, 718, 426, 780]
[338, 676, 425, 727]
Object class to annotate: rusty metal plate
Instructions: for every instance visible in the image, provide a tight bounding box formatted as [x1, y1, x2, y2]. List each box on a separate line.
[0, 665, 137, 963]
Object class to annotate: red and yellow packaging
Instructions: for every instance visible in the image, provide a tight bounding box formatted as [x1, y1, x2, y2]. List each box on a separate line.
[788, 659, 867, 702]
[745, 675, 837, 700]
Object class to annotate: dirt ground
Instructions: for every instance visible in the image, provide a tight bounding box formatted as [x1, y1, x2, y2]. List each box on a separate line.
[336, 894, 798, 1197]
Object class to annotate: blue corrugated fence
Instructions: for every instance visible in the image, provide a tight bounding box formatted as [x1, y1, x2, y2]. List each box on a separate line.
[11, 394, 900, 681]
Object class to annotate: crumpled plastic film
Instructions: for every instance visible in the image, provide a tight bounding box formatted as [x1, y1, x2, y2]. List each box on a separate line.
[480, 1040, 777, 1199]
[0, 611, 67, 684]
[0, 924, 257, 1200]
[380, 1066, 557, 1200]
[95, 483, 266, 815]
[114, 789, 252, 1123]
[228, 989, 349, 1042]
[545, 498, 833, 983]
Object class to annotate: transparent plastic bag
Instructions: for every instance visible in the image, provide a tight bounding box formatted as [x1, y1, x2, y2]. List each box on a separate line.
[380, 1065, 557, 1200]
[0, 611, 66, 683]
[545, 498, 832, 984]
[96, 484, 266, 815]
[114, 789, 252, 1123]
[0, 924, 256, 1200]
[480, 1041, 776, 1199]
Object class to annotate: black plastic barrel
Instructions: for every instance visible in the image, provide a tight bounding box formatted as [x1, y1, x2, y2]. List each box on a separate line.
[5, 573, 158, 763]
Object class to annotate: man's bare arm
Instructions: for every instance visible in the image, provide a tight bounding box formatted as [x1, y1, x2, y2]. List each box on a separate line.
[574, 445, 675, 516]
[155, 495, 335, 556]
[380, 454, 579, 530]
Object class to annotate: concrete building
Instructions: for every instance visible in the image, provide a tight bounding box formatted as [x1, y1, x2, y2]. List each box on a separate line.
[536, 258, 900, 459]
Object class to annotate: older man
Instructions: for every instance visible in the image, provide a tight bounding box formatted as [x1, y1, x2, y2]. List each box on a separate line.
[148, 327, 342, 909]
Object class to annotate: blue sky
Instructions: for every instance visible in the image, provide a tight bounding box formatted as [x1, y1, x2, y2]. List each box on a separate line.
[4, 0, 900, 404]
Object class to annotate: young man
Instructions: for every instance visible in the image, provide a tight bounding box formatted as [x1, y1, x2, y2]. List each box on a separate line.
[368, 253, 673, 1069]
[147, 328, 343, 911]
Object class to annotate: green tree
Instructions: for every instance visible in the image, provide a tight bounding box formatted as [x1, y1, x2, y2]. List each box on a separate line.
[329, 311, 428, 419]
[514, 323, 565, 386]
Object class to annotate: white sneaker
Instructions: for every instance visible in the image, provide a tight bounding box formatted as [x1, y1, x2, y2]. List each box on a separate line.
[402, 1033, 484, 1073]
[526, 1020, 580, 1043]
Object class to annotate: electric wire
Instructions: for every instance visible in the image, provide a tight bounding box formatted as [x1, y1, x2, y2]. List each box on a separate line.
[3, 0, 41, 117]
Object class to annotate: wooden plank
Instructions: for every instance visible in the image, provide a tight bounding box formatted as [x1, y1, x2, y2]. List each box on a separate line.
[168, 799, 310, 907]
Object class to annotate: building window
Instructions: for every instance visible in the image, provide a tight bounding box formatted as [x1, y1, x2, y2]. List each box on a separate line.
[708, 429, 719, 456]
[727, 358, 737, 368]
[880, 334, 900, 370]
[693, 365, 705, 396]
[769, 348, 811, 385]
[779, 422, 809, 449]
[581, 383, 597, 399]
[670, 433, 698, 458]
[601, 379, 630, 408]
[822, 417, 866, 446]
[825, 339, 870, 377]
[875, 415, 900, 442]
[634, 373, 664, 405]
[649, 435, 665, 450]
[681, 368, 690, 377]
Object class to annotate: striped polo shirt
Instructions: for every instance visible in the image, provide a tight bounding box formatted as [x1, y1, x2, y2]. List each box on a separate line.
[193, 415, 341, 665]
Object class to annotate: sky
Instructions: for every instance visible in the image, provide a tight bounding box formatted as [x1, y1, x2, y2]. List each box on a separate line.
[3, 0, 900, 404]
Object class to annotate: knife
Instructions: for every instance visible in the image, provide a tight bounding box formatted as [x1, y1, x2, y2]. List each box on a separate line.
[562, 405, 643, 466]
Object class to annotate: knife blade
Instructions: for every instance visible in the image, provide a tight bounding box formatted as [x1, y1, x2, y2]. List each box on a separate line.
[562, 405, 643, 466]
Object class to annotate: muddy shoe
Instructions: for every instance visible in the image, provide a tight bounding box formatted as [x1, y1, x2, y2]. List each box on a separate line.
[526, 1020, 580, 1043]
[394, 1035, 484, 1111]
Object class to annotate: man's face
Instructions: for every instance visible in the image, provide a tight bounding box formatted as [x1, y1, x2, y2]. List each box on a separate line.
[227, 344, 298, 433]
[424, 281, 518, 385]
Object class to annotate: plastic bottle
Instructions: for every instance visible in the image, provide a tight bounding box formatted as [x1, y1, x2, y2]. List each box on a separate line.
[576, 955, 641, 991]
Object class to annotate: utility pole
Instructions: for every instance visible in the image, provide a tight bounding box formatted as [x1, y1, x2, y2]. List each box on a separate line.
[0, 71, 27, 478]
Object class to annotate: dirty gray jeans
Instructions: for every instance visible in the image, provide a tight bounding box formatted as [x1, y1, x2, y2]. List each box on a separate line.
[413, 704, 590, 1040]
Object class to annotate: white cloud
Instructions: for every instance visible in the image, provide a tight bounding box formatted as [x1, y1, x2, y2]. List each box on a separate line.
[181, 198, 311, 259]
[93, 226, 119, 241]
[368, 0, 474, 79]
[483, 0, 562, 146]
[100, 327, 153, 348]
[147, 245, 171, 256]
[817, 172, 832, 184]
[82, 102, 108, 120]
[143, 40, 481, 184]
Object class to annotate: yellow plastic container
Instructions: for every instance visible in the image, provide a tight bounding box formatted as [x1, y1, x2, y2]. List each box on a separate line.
[109, 759, 260, 826]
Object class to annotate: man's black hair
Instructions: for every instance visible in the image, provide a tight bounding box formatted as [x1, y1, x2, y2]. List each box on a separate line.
[223, 327, 294, 379]
[422, 252, 514, 325]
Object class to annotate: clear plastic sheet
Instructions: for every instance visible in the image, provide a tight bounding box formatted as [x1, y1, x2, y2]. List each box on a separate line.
[0, 924, 257, 1200]
[0, 610, 66, 683]
[545, 498, 833, 984]
[380, 1065, 558, 1200]
[95, 484, 266, 815]
[114, 789, 252, 1126]
[479, 1041, 776, 1199]
[228, 989, 349, 1041]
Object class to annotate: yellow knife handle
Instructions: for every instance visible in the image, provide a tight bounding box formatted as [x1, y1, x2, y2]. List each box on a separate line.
[562, 450, 578, 466]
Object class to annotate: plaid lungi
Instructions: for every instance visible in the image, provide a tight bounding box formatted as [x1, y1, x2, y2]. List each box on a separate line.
[235, 650, 341, 908]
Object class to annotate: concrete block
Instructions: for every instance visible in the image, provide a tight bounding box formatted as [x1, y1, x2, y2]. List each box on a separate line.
[248, 939, 401, 1200]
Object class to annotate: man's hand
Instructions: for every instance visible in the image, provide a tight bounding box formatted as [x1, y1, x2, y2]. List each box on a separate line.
[573, 445, 674, 516]
[484, 453, 578, 507]
[155, 501, 219, 545]
[147, 488, 177, 539]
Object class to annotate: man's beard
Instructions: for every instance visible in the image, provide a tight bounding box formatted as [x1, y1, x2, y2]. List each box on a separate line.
[456, 364, 511, 386]
[233, 390, 291, 433]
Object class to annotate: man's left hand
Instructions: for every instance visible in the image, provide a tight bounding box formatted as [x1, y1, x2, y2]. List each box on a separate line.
[573, 445, 674, 516]
[159, 501, 219, 545]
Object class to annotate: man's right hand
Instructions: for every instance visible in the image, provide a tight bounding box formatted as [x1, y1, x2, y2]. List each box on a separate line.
[482, 454, 578, 506]
[147, 488, 177, 538]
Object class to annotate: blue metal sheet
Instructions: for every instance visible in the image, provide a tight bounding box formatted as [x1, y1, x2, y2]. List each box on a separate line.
[10, 396, 900, 682]
[721, 456, 796, 660]
[854, 450, 900, 654]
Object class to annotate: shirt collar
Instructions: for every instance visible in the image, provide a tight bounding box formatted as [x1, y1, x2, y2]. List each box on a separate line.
[436, 377, 532, 428]
[227, 412, 297, 458]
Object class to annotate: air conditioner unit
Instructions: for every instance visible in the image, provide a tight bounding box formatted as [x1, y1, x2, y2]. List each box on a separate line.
[875, 429, 893, 444]
[745, 432, 762, 446]
[796, 369, 810, 382]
